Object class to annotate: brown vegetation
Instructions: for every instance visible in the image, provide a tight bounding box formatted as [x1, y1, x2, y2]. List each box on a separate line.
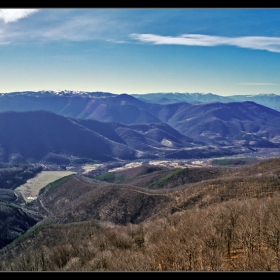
[2, 157, 280, 271]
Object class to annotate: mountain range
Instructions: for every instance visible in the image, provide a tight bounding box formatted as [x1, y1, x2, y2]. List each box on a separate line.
[132, 92, 280, 111]
[0, 110, 237, 164]
[0, 91, 279, 164]
[1, 90, 280, 270]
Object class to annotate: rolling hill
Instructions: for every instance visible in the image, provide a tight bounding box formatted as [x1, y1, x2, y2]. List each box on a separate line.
[0, 110, 226, 164]
[0, 110, 136, 163]
[1, 156, 280, 270]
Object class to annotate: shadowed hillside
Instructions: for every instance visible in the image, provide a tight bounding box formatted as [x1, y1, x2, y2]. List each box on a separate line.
[0, 110, 135, 163]
[0, 192, 42, 249]
[152, 101, 280, 146]
[0, 110, 244, 164]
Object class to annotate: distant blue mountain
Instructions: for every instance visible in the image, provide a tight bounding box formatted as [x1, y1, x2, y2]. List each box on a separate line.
[131, 92, 280, 112]
[0, 90, 279, 161]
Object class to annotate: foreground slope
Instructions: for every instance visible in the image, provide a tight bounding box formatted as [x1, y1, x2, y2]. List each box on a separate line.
[2, 157, 280, 271]
[34, 175, 174, 225]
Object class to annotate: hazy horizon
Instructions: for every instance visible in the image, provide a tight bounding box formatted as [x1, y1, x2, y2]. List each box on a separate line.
[1, 89, 280, 97]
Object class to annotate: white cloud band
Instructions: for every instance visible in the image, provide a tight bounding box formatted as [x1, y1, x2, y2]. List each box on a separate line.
[0, 9, 39, 23]
[131, 33, 280, 53]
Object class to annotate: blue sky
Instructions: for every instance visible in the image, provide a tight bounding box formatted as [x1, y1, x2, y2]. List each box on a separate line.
[1, 8, 280, 96]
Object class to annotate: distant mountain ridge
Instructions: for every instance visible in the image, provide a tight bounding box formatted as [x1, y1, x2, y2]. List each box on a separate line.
[0, 91, 279, 163]
[2, 90, 280, 112]
[131, 92, 280, 112]
[2, 107, 277, 164]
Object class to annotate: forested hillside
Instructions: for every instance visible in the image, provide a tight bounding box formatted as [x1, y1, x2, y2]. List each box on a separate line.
[1, 157, 280, 271]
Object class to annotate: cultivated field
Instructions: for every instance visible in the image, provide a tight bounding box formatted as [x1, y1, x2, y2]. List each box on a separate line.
[16, 171, 76, 202]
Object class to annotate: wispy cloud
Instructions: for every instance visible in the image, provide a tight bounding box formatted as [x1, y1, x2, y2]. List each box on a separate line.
[0, 9, 39, 23]
[130, 33, 280, 53]
[38, 16, 111, 41]
[0, 9, 131, 44]
[239, 83, 277, 86]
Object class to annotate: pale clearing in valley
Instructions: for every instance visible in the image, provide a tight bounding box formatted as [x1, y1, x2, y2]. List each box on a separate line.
[16, 171, 76, 201]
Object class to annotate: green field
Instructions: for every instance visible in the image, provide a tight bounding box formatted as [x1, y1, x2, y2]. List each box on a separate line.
[211, 157, 257, 166]
[16, 171, 76, 202]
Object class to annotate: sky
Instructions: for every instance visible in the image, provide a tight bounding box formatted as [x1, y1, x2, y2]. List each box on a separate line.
[1, 8, 280, 96]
